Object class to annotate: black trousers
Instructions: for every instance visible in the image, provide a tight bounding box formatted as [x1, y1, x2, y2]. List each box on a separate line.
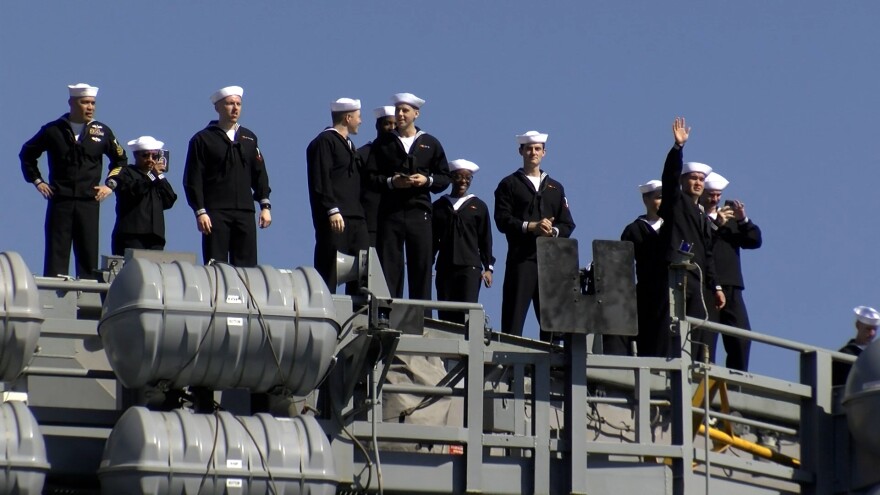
[501, 258, 546, 339]
[435, 265, 483, 324]
[314, 217, 370, 294]
[202, 209, 257, 267]
[719, 286, 751, 371]
[377, 208, 432, 300]
[44, 197, 99, 279]
[111, 232, 165, 256]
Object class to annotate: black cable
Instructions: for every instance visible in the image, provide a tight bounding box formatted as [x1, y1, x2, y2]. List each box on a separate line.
[217, 262, 290, 390]
[337, 305, 369, 342]
[164, 262, 221, 390]
[196, 407, 221, 494]
[231, 413, 281, 495]
[330, 387, 374, 490]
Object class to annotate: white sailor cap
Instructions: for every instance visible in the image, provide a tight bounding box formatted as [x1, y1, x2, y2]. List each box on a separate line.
[682, 161, 712, 177]
[638, 180, 662, 194]
[127, 136, 165, 152]
[448, 159, 479, 174]
[392, 93, 425, 108]
[374, 106, 396, 119]
[516, 130, 549, 145]
[331, 98, 361, 112]
[68, 83, 98, 98]
[210, 85, 244, 104]
[854, 306, 880, 326]
[704, 172, 729, 191]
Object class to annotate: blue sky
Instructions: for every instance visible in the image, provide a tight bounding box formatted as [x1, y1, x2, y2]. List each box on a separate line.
[2, 1, 878, 381]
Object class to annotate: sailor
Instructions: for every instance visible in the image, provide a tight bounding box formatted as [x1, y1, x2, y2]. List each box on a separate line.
[832, 306, 880, 386]
[107, 136, 178, 255]
[306, 98, 370, 292]
[183, 85, 272, 267]
[700, 172, 763, 371]
[20, 83, 128, 279]
[659, 118, 725, 361]
[606, 180, 667, 356]
[364, 93, 450, 299]
[357, 106, 396, 247]
[432, 159, 495, 324]
[494, 130, 575, 340]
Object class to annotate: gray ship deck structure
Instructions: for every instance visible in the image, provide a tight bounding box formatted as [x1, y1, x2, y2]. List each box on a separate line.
[0, 239, 877, 494]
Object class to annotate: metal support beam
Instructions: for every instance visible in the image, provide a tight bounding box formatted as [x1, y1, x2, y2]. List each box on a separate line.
[799, 350, 834, 495]
[565, 333, 588, 494]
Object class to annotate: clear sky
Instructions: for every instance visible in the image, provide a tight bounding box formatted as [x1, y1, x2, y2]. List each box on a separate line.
[2, 1, 878, 381]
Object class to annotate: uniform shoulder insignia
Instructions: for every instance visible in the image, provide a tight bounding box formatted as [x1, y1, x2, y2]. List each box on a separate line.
[113, 139, 124, 157]
[563, 197, 569, 208]
[256, 147, 263, 162]
[108, 167, 122, 177]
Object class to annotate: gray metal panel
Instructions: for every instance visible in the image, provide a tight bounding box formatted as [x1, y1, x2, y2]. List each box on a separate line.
[587, 240, 637, 336]
[0, 401, 49, 495]
[99, 259, 339, 393]
[0, 252, 43, 381]
[99, 407, 337, 495]
[559, 463, 672, 495]
[536, 237, 589, 333]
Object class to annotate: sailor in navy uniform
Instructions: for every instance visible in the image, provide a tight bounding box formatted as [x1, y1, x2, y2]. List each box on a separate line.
[658, 118, 725, 361]
[494, 130, 575, 340]
[606, 180, 667, 356]
[364, 93, 450, 299]
[183, 86, 272, 267]
[700, 172, 763, 371]
[306, 98, 370, 292]
[432, 159, 495, 324]
[357, 106, 396, 247]
[832, 306, 880, 386]
[106, 136, 177, 255]
[20, 83, 127, 278]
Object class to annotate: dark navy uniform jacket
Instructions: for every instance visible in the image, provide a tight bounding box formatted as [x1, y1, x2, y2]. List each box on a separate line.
[20, 114, 127, 198]
[712, 218, 762, 289]
[108, 165, 177, 239]
[621, 217, 666, 288]
[432, 195, 495, 271]
[364, 129, 450, 214]
[183, 122, 271, 213]
[494, 169, 575, 262]
[306, 128, 365, 229]
[658, 145, 718, 289]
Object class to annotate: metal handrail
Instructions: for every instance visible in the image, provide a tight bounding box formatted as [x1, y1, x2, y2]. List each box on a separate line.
[685, 316, 857, 363]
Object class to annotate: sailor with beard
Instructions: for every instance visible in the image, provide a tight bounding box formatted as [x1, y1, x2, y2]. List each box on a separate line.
[700, 172, 762, 370]
[20, 83, 127, 278]
[432, 159, 495, 324]
[183, 86, 272, 267]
